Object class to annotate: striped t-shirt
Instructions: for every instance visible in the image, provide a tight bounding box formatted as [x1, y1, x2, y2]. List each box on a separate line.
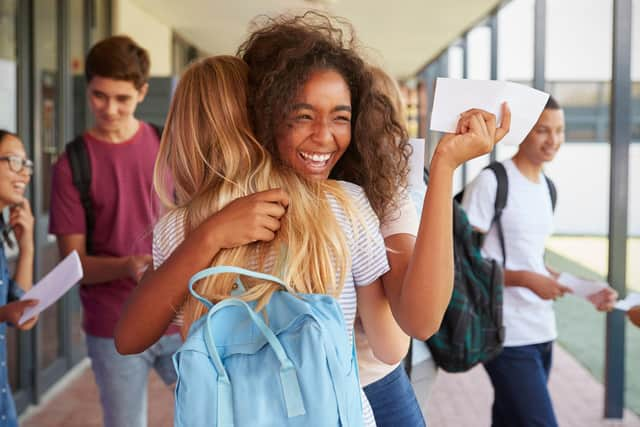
[152, 180, 389, 427]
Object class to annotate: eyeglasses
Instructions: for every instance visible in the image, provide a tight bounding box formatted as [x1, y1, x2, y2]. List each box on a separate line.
[0, 156, 34, 175]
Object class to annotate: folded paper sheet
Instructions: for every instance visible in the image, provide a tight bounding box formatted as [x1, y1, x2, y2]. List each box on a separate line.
[557, 272, 609, 299]
[408, 138, 426, 189]
[614, 292, 640, 312]
[430, 78, 550, 145]
[19, 251, 83, 324]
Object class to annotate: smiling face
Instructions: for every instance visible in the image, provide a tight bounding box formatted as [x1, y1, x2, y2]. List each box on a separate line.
[519, 108, 565, 165]
[87, 76, 147, 133]
[275, 69, 352, 180]
[0, 134, 30, 208]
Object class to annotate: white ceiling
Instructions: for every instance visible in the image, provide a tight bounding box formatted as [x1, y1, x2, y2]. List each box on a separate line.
[130, 0, 503, 79]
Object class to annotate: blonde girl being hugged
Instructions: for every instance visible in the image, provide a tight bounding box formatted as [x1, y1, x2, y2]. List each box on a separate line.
[115, 56, 407, 425]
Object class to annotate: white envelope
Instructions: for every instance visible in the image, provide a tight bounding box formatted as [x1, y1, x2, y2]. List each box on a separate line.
[614, 292, 640, 312]
[430, 78, 550, 145]
[19, 251, 83, 324]
[408, 138, 426, 189]
[557, 272, 609, 299]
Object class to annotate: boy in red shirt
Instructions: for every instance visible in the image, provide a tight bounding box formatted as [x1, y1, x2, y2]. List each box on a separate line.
[49, 36, 180, 427]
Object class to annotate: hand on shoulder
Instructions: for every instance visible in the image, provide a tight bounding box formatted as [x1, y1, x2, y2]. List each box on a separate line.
[206, 188, 290, 249]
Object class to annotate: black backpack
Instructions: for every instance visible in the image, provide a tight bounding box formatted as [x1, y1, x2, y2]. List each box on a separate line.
[65, 123, 163, 254]
[424, 161, 557, 373]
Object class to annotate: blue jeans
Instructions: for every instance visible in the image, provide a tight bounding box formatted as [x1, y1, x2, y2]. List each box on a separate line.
[363, 364, 426, 427]
[86, 333, 182, 427]
[484, 342, 558, 427]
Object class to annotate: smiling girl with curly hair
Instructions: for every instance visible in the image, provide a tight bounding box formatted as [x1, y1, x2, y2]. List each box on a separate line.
[238, 11, 510, 426]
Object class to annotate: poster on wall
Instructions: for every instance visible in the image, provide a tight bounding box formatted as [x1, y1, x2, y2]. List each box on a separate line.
[0, 59, 17, 132]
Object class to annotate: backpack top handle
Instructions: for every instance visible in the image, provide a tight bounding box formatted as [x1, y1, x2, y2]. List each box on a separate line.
[187, 265, 295, 309]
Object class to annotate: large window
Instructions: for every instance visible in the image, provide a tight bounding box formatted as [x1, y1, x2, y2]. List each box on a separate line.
[494, 0, 535, 163]
[498, 0, 534, 85]
[464, 25, 492, 179]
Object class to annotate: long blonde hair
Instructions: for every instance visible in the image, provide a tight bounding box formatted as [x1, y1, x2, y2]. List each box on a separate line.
[154, 56, 353, 334]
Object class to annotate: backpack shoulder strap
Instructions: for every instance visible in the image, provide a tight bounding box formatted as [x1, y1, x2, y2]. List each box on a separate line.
[544, 175, 557, 212]
[66, 136, 95, 254]
[486, 162, 508, 214]
[485, 162, 508, 267]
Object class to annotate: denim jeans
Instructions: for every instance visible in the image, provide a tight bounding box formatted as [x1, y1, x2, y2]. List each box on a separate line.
[484, 341, 558, 427]
[363, 364, 426, 427]
[86, 333, 182, 427]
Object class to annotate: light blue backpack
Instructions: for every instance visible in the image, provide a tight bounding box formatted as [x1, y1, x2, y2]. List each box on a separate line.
[173, 266, 364, 427]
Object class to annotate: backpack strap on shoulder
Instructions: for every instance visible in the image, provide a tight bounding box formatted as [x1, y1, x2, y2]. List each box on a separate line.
[66, 136, 95, 254]
[486, 162, 508, 267]
[544, 175, 557, 212]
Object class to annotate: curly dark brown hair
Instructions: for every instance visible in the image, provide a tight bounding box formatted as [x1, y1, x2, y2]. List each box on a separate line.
[238, 11, 410, 221]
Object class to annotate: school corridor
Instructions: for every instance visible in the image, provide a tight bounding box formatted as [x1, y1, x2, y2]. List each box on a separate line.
[17, 342, 640, 427]
[2, 0, 639, 425]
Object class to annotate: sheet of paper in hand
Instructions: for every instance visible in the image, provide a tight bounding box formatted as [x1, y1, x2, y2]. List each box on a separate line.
[557, 272, 609, 299]
[408, 138, 425, 189]
[19, 251, 83, 324]
[429, 78, 550, 145]
[614, 292, 640, 312]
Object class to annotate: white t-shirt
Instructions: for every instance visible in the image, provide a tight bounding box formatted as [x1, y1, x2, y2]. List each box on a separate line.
[356, 191, 419, 386]
[461, 159, 557, 347]
[152, 180, 389, 427]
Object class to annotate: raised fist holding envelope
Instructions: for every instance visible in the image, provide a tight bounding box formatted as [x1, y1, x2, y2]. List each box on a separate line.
[430, 78, 550, 145]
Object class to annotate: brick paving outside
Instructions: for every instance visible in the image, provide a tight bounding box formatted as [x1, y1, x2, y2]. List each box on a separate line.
[20, 343, 640, 427]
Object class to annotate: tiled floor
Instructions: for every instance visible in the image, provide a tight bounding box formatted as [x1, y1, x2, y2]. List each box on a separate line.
[419, 343, 640, 427]
[20, 360, 174, 427]
[20, 344, 640, 426]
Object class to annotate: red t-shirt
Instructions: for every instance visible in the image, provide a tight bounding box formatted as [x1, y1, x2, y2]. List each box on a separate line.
[50, 122, 176, 338]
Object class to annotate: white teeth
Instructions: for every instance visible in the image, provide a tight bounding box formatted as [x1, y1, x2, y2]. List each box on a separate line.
[300, 152, 331, 162]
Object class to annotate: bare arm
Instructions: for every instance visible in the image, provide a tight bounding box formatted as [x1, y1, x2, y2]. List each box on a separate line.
[115, 218, 224, 354]
[356, 279, 409, 365]
[57, 234, 149, 285]
[381, 106, 512, 340]
[546, 264, 560, 279]
[114, 189, 290, 355]
[0, 299, 38, 329]
[467, 227, 569, 299]
[381, 156, 455, 340]
[13, 248, 33, 291]
[503, 269, 570, 299]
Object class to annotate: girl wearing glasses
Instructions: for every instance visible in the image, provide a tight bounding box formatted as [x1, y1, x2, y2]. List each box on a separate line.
[0, 130, 36, 427]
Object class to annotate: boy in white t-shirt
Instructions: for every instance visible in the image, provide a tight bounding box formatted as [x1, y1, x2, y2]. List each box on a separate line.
[462, 96, 617, 427]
